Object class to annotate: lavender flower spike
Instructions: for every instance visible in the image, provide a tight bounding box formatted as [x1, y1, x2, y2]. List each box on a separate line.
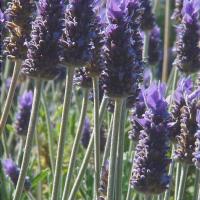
[3, 0, 36, 60]
[174, 0, 200, 74]
[131, 83, 171, 195]
[61, 0, 104, 76]
[102, 0, 143, 98]
[172, 0, 184, 23]
[15, 91, 33, 136]
[3, 159, 31, 190]
[22, 0, 64, 80]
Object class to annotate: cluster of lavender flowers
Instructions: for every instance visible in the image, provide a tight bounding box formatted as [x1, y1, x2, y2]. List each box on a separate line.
[130, 83, 171, 195]
[174, 0, 200, 74]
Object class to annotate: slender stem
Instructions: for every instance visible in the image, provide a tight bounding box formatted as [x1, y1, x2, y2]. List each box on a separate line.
[0, 59, 12, 111]
[27, 192, 36, 200]
[115, 102, 127, 200]
[2, 132, 9, 158]
[13, 79, 42, 200]
[164, 146, 176, 200]
[107, 98, 123, 200]
[51, 67, 75, 200]
[153, 0, 159, 13]
[175, 162, 181, 200]
[0, 60, 22, 137]
[193, 169, 200, 200]
[35, 130, 42, 200]
[68, 96, 108, 200]
[142, 31, 150, 63]
[41, 91, 55, 174]
[62, 89, 89, 200]
[176, 164, 189, 200]
[145, 195, 152, 200]
[157, 195, 162, 200]
[92, 77, 100, 198]
[17, 137, 25, 167]
[102, 116, 113, 165]
[162, 0, 171, 82]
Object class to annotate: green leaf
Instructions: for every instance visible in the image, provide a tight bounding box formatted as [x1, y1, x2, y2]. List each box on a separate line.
[31, 169, 50, 188]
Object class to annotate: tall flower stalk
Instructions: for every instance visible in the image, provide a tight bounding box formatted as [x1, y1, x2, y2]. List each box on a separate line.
[68, 96, 108, 200]
[61, 89, 89, 200]
[102, 0, 143, 199]
[13, 0, 64, 199]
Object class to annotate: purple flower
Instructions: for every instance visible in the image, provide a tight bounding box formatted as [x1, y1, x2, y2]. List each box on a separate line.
[15, 91, 33, 136]
[148, 25, 161, 65]
[131, 82, 171, 194]
[81, 117, 106, 152]
[140, 0, 155, 31]
[143, 83, 168, 118]
[2, 159, 31, 190]
[101, 0, 143, 98]
[22, 0, 63, 80]
[61, 0, 104, 75]
[174, 0, 200, 74]
[182, 0, 200, 24]
[3, 0, 36, 59]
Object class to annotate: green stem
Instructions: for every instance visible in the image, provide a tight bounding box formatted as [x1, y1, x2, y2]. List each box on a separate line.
[102, 116, 113, 165]
[115, 102, 127, 200]
[27, 192, 36, 200]
[142, 31, 150, 63]
[107, 98, 123, 200]
[175, 162, 181, 200]
[41, 91, 55, 174]
[68, 96, 108, 200]
[17, 137, 25, 167]
[176, 164, 189, 200]
[162, 0, 171, 82]
[13, 79, 42, 200]
[92, 77, 100, 198]
[164, 146, 176, 200]
[35, 130, 42, 200]
[0, 59, 12, 111]
[51, 67, 75, 200]
[145, 195, 152, 200]
[193, 169, 200, 200]
[0, 60, 22, 137]
[62, 89, 89, 200]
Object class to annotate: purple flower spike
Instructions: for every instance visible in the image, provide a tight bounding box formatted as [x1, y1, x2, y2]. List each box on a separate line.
[102, 0, 143, 98]
[3, 159, 31, 190]
[15, 91, 33, 136]
[172, 0, 184, 23]
[22, 0, 64, 80]
[174, 0, 200, 74]
[148, 25, 161, 65]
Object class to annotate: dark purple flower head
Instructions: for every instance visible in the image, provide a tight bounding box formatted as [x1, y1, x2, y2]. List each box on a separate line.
[3, 159, 31, 190]
[3, 0, 36, 59]
[148, 25, 162, 65]
[143, 83, 169, 119]
[131, 117, 170, 194]
[102, 0, 143, 98]
[15, 91, 33, 136]
[140, 0, 155, 31]
[182, 0, 200, 24]
[174, 0, 200, 74]
[22, 0, 64, 80]
[61, 0, 104, 75]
